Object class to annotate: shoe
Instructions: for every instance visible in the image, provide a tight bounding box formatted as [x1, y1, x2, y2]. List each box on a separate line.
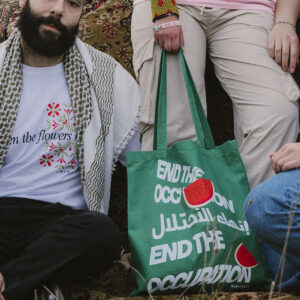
[33, 283, 64, 300]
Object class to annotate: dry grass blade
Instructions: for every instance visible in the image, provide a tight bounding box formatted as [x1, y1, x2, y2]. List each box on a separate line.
[214, 198, 253, 294]
[199, 221, 210, 300]
[176, 219, 219, 300]
[115, 260, 155, 300]
[43, 285, 60, 300]
[269, 281, 276, 299]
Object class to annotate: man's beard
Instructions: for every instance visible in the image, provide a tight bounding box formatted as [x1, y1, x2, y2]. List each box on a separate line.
[18, 1, 79, 58]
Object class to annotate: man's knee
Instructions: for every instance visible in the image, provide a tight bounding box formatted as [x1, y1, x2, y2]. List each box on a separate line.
[71, 212, 121, 261]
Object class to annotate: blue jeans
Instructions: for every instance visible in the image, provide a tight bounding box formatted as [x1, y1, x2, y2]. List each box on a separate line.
[244, 169, 300, 292]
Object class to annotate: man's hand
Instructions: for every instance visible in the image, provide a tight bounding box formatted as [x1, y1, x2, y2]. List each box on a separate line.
[154, 15, 184, 52]
[268, 23, 299, 73]
[270, 143, 300, 173]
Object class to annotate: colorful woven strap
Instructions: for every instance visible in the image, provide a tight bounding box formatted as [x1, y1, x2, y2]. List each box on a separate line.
[151, 0, 179, 21]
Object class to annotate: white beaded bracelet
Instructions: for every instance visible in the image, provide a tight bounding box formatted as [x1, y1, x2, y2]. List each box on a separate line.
[274, 21, 296, 29]
[153, 20, 181, 32]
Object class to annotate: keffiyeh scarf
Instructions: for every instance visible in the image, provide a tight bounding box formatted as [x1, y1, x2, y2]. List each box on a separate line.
[0, 30, 133, 212]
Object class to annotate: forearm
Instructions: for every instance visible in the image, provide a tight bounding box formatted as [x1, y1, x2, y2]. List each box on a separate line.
[274, 0, 300, 26]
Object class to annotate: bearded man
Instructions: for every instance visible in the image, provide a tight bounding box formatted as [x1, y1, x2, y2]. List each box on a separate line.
[0, 0, 140, 299]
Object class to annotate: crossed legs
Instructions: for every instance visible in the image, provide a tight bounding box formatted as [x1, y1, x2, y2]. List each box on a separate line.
[0, 198, 120, 300]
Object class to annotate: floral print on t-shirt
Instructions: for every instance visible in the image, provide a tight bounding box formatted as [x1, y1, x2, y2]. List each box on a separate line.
[40, 102, 78, 172]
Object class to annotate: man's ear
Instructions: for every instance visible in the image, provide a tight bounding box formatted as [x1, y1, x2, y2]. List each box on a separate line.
[19, 0, 26, 8]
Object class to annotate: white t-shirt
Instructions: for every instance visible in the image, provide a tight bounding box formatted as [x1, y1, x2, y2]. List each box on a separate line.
[0, 63, 87, 209]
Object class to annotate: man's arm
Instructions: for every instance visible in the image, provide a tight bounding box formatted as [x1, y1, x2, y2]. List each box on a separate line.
[270, 143, 300, 173]
[268, 0, 300, 73]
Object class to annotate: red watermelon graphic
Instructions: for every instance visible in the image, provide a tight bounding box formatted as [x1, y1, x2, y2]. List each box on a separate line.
[235, 243, 258, 268]
[183, 178, 214, 208]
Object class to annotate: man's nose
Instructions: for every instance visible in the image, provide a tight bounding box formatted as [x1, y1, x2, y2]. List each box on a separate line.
[50, 0, 65, 17]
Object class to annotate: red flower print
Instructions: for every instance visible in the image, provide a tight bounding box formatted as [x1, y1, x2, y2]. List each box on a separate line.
[64, 108, 73, 114]
[172, 0, 175, 5]
[57, 158, 66, 164]
[52, 120, 58, 130]
[40, 154, 54, 167]
[62, 119, 68, 125]
[167, 9, 173, 13]
[69, 159, 76, 165]
[154, 13, 158, 18]
[59, 148, 63, 153]
[69, 148, 72, 151]
[46, 102, 61, 118]
[49, 142, 55, 151]
[158, 0, 163, 6]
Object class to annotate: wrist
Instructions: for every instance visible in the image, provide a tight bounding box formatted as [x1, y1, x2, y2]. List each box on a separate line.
[153, 20, 181, 32]
[274, 20, 296, 29]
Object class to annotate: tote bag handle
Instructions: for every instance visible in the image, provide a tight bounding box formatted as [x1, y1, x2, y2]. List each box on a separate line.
[153, 49, 215, 151]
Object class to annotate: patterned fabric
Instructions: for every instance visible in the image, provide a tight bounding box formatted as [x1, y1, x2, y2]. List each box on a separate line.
[0, 2, 16, 42]
[63, 44, 93, 185]
[78, 0, 134, 76]
[84, 43, 115, 211]
[0, 31, 23, 168]
[151, 0, 179, 21]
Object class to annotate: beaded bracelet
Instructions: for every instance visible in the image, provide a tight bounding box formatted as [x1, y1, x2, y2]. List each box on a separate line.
[274, 21, 296, 29]
[153, 20, 181, 32]
[153, 12, 179, 22]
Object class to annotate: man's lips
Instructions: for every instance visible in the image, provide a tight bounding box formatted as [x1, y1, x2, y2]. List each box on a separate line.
[41, 23, 60, 33]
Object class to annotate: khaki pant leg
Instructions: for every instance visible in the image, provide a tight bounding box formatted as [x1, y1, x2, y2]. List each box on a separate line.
[207, 9, 300, 188]
[131, 3, 207, 150]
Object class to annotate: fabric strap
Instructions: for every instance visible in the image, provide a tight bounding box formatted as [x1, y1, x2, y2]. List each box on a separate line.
[153, 49, 215, 151]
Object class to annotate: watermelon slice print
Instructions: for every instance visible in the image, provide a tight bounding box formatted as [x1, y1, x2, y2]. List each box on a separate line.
[235, 243, 258, 268]
[183, 178, 214, 208]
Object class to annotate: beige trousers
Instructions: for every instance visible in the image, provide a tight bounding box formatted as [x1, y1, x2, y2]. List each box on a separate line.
[131, 3, 300, 189]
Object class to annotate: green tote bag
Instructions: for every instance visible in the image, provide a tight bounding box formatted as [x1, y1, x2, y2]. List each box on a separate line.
[127, 50, 272, 296]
